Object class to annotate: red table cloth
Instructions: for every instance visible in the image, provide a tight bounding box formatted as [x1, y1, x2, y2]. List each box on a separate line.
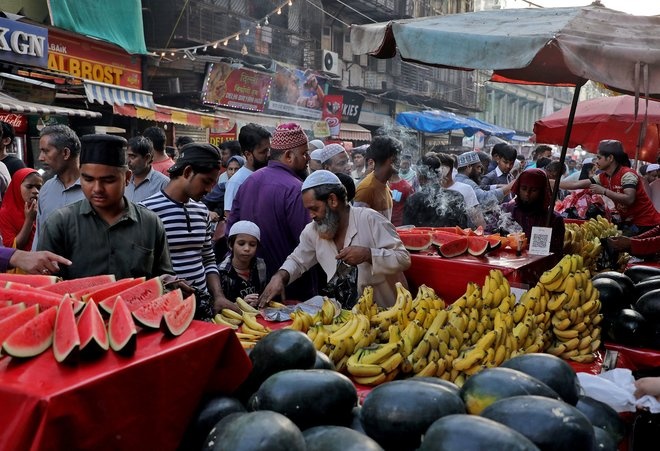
[0, 321, 251, 451]
[406, 250, 560, 303]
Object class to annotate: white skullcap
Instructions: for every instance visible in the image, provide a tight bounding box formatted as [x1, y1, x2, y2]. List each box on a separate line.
[309, 139, 325, 151]
[301, 169, 342, 191]
[647, 163, 660, 172]
[228, 220, 261, 241]
[582, 157, 593, 165]
[319, 144, 346, 163]
[310, 148, 325, 162]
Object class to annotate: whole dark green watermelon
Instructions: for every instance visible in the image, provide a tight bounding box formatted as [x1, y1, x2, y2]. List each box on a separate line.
[303, 425, 384, 451]
[635, 289, 660, 323]
[575, 396, 626, 445]
[624, 265, 660, 284]
[209, 411, 305, 451]
[607, 308, 649, 347]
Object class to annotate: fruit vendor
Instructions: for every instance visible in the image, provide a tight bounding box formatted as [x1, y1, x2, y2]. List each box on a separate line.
[608, 225, 660, 259]
[37, 134, 173, 280]
[0, 245, 70, 274]
[502, 168, 565, 255]
[258, 170, 410, 308]
[560, 139, 660, 236]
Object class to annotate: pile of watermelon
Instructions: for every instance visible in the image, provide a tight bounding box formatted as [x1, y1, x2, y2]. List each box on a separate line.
[0, 274, 196, 364]
[397, 226, 525, 258]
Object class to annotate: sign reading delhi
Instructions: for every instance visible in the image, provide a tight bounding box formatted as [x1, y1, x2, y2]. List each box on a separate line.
[0, 18, 48, 68]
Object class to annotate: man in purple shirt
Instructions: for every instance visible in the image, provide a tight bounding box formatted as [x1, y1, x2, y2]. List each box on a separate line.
[0, 246, 71, 274]
[226, 123, 315, 301]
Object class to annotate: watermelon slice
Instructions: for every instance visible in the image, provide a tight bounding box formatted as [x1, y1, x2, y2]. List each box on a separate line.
[132, 289, 184, 329]
[41, 275, 116, 296]
[53, 300, 81, 363]
[108, 296, 137, 355]
[399, 232, 433, 251]
[74, 277, 142, 301]
[161, 294, 196, 337]
[2, 306, 58, 358]
[0, 288, 85, 314]
[0, 305, 39, 356]
[485, 235, 503, 251]
[467, 236, 490, 257]
[431, 231, 467, 247]
[437, 236, 469, 258]
[0, 300, 11, 308]
[98, 277, 164, 314]
[4, 281, 49, 293]
[0, 273, 60, 287]
[77, 300, 109, 357]
[0, 302, 26, 321]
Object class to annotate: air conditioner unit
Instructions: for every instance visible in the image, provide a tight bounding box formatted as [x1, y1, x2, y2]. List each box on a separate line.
[321, 49, 341, 77]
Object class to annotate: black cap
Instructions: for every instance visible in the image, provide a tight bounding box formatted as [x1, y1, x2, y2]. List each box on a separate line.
[598, 139, 624, 154]
[80, 134, 127, 167]
[168, 142, 222, 173]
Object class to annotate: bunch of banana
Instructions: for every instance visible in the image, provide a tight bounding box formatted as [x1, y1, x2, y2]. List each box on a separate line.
[412, 284, 446, 311]
[563, 216, 625, 271]
[289, 310, 315, 332]
[369, 282, 413, 336]
[346, 342, 403, 385]
[352, 286, 379, 319]
[240, 311, 272, 337]
[236, 297, 259, 314]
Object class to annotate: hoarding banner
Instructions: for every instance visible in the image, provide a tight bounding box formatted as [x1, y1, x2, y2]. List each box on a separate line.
[328, 87, 364, 124]
[0, 18, 48, 68]
[209, 124, 238, 147]
[267, 63, 329, 119]
[322, 94, 343, 138]
[202, 62, 272, 112]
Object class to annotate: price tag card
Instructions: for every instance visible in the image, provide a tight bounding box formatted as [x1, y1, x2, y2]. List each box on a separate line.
[528, 226, 552, 255]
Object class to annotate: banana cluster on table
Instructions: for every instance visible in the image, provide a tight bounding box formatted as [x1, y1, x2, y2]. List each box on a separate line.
[212, 297, 286, 349]
[564, 216, 629, 272]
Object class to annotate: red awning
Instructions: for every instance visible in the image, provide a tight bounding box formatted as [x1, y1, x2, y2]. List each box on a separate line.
[114, 104, 231, 131]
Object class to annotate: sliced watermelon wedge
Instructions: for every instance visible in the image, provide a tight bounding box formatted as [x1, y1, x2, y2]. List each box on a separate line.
[53, 300, 81, 363]
[41, 275, 116, 296]
[0, 273, 60, 287]
[132, 289, 184, 329]
[485, 235, 503, 251]
[77, 300, 109, 357]
[0, 302, 26, 321]
[4, 281, 49, 293]
[161, 294, 196, 337]
[431, 231, 467, 247]
[0, 288, 84, 314]
[108, 296, 137, 355]
[2, 306, 58, 358]
[438, 237, 469, 258]
[467, 236, 490, 257]
[0, 305, 39, 356]
[98, 277, 164, 314]
[399, 232, 433, 251]
[73, 277, 142, 301]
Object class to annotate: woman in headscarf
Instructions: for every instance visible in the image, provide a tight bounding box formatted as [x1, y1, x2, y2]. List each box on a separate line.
[0, 168, 43, 250]
[503, 168, 565, 255]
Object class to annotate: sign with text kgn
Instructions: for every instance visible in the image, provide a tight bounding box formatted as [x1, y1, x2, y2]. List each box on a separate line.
[0, 18, 48, 68]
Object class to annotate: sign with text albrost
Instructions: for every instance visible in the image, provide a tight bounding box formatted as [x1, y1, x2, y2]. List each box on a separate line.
[0, 17, 48, 68]
[47, 29, 142, 89]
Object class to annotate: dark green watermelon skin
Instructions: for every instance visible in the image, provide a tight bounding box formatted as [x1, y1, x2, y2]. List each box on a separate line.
[313, 350, 336, 370]
[607, 308, 649, 347]
[591, 426, 617, 451]
[303, 425, 384, 451]
[418, 414, 540, 451]
[591, 278, 627, 316]
[409, 377, 460, 397]
[633, 280, 660, 300]
[635, 289, 660, 323]
[184, 396, 246, 450]
[209, 411, 305, 451]
[481, 395, 594, 451]
[624, 265, 660, 284]
[575, 396, 626, 445]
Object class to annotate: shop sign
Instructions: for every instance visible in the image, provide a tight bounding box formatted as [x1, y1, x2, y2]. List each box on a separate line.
[202, 63, 272, 112]
[267, 63, 329, 119]
[47, 29, 142, 89]
[313, 120, 330, 138]
[328, 87, 364, 124]
[0, 113, 27, 133]
[322, 94, 343, 138]
[0, 18, 48, 68]
[209, 125, 238, 146]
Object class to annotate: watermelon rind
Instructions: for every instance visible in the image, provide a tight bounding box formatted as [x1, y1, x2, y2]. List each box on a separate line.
[98, 277, 164, 315]
[0, 305, 39, 355]
[132, 289, 184, 329]
[0, 273, 60, 287]
[467, 236, 490, 257]
[0, 302, 26, 321]
[77, 300, 110, 356]
[3, 306, 58, 358]
[161, 294, 196, 337]
[108, 296, 137, 355]
[438, 237, 469, 258]
[399, 233, 432, 251]
[41, 275, 116, 296]
[79, 277, 144, 303]
[53, 300, 81, 364]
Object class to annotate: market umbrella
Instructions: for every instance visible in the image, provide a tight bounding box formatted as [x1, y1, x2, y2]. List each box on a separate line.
[350, 3, 660, 223]
[534, 95, 660, 162]
[396, 110, 516, 138]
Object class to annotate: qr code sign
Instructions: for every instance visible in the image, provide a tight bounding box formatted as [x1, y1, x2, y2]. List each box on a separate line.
[531, 234, 548, 249]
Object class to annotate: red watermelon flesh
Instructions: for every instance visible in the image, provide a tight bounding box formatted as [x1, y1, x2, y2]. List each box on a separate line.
[467, 236, 490, 257]
[399, 232, 433, 251]
[2, 306, 58, 358]
[132, 289, 184, 329]
[0, 305, 39, 355]
[0, 273, 59, 287]
[75, 277, 142, 301]
[98, 277, 164, 315]
[0, 302, 26, 321]
[431, 232, 468, 247]
[0, 288, 83, 314]
[53, 300, 81, 363]
[4, 281, 48, 293]
[41, 275, 116, 296]
[77, 300, 109, 356]
[438, 237, 469, 258]
[485, 235, 503, 251]
[0, 300, 11, 308]
[108, 296, 137, 355]
[161, 294, 196, 337]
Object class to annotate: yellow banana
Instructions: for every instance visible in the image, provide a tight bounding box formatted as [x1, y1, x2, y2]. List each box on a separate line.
[359, 343, 400, 365]
[267, 300, 286, 309]
[546, 342, 567, 356]
[379, 352, 404, 373]
[539, 265, 562, 285]
[578, 336, 592, 351]
[220, 314, 243, 326]
[474, 329, 498, 352]
[236, 297, 259, 314]
[561, 337, 581, 351]
[494, 344, 507, 366]
[242, 312, 269, 332]
[569, 354, 595, 363]
[222, 309, 244, 322]
[590, 339, 602, 352]
[415, 360, 439, 377]
[411, 339, 431, 362]
[235, 332, 262, 340]
[552, 316, 571, 331]
[213, 314, 239, 329]
[353, 372, 388, 386]
[453, 347, 487, 371]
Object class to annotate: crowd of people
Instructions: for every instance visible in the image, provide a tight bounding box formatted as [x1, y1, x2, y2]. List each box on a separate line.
[0, 118, 659, 310]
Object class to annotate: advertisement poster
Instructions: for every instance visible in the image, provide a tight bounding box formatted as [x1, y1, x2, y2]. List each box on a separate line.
[267, 63, 330, 119]
[322, 94, 343, 138]
[202, 62, 272, 112]
[328, 87, 365, 124]
[209, 124, 238, 147]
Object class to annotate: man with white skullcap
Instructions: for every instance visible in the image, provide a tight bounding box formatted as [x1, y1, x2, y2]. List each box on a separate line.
[319, 143, 351, 175]
[259, 170, 410, 308]
[309, 148, 324, 173]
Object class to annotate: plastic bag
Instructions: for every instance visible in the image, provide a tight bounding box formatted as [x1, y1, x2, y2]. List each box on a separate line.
[577, 369, 660, 413]
[321, 260, 359, 309]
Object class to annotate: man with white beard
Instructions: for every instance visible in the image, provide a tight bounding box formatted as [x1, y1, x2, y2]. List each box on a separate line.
[257, 170, 410, 308]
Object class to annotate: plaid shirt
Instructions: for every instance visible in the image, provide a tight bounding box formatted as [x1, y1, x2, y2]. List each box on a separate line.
[218, 254, 268, 302]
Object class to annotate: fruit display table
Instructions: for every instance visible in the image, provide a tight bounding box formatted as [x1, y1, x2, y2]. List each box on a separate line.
[406, 250, 561, 303]
[605, 343, 660, 372]
[0, 321, 251, 451]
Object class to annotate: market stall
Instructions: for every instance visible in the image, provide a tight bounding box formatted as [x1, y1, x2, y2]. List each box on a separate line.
[0, 321, 250, 451]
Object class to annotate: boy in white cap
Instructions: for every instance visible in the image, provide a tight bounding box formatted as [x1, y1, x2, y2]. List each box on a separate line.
[218, 220, 267, 305]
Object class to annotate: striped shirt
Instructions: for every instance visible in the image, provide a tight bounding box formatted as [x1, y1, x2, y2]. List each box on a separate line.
[141, 191, 218, 291]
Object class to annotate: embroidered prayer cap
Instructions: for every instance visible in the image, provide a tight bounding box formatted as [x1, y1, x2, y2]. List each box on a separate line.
[319, 144, 346, 163]
[457, 150, 480, 168]
[228, 220, 261, 241]
[301, 169, 343, 191]
[270, 122, 308, 151]
[646, 163, 660, 172]
[168, 142, 222, 173]
[309, 139, 325, 151]
[80, 134, 128, 167]
[309, 148, 325, 162]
